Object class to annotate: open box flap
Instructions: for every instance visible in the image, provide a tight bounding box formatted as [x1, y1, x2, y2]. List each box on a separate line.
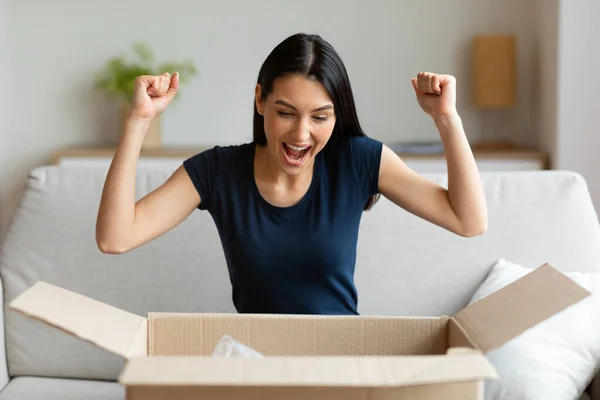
[9, 281, 147, 358]
[118, 351, 497, 387]
[454, 263, 590, 353]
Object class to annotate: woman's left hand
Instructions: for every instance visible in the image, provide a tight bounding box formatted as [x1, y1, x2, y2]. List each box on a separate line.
[411, 72, 457, 119]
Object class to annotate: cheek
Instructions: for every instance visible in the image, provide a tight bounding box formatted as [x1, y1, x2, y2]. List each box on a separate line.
[263, 115, 335, 146]
[264, 115, 290, 139]
[313, 122, 335, 145]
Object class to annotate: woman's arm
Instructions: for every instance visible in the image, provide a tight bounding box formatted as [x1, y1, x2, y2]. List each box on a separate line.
[96, 72, 201, 254]
[377, 72, 487, 237]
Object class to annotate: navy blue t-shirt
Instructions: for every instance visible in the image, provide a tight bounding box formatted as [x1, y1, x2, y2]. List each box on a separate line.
[183, 135, 383, 315]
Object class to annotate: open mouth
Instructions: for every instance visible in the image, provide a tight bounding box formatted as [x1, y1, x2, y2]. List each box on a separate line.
[282, 142, 311, 166]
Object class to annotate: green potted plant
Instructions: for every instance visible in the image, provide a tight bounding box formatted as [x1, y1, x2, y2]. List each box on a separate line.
[95, 42, 198, 148]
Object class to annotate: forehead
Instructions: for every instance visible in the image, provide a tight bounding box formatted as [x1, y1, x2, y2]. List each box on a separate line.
[270, 74, 333, 108]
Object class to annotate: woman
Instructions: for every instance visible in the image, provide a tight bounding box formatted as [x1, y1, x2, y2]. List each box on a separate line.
[96, 33, 487, 315]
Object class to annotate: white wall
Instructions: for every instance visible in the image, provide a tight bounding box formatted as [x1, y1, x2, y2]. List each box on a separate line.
[0, 0, 10, 386]
[0, 1, 8, 235]
[535, 0, 600, 212]
[0, 0, 538, 237]
[555, 0, 600, 212]
[534, 0, 559, 159]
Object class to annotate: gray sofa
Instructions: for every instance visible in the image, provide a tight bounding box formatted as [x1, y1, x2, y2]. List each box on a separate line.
[0, 165, 599, 399]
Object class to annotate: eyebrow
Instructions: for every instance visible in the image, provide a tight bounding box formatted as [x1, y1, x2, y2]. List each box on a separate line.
[274, 100, 334, 112]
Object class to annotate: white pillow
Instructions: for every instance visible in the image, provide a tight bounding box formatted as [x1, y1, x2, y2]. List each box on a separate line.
[469, 259, 600, 400]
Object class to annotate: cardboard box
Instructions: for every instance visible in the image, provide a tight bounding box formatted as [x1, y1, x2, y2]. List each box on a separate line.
[9, 263, 589, 400]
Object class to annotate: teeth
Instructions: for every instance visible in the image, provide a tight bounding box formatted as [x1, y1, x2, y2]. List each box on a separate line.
[286, 144, 309, 151]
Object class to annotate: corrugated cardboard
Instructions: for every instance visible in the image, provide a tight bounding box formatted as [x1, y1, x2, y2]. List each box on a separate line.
[454, 263, 589, 353]
[9, 263, 589, 399]
[9, 280, 147, 358]
[147, 313, 449, 356]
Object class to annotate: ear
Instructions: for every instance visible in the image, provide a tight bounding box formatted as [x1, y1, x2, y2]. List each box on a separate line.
[255, 84, 264, 115]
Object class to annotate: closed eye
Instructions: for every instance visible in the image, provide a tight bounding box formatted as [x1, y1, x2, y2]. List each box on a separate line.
[277, 110, 329, 122]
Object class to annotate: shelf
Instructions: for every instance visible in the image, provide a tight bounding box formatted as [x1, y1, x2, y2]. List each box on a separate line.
[52, 145, 549, 173]
[53, 145, 548, 162]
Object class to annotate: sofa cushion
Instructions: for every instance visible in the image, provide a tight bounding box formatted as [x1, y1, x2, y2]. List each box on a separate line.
[468, 259, 600, 400]
[1, 167, 599, 381]
[0, 377, 123, 400]
[354, 170, 600, 316]
[1, 166, 235, 380]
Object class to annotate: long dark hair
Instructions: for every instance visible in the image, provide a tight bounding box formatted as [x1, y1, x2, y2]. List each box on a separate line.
[252, 33, 379, 210]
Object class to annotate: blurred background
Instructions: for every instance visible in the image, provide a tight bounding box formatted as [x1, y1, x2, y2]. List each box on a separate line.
[0, 0, 598, 238]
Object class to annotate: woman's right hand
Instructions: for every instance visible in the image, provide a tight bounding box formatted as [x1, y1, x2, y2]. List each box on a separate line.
[130, 72, 179, 121]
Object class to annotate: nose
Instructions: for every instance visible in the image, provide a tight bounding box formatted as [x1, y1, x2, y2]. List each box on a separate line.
[292, 116, 311, 142]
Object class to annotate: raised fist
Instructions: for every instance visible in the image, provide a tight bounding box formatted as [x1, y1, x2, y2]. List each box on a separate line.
[411, 72, 457, 119]
[130, 72, 179, 121]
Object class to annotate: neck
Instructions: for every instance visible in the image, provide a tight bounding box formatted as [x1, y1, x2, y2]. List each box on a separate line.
[254, 144, 314, 189]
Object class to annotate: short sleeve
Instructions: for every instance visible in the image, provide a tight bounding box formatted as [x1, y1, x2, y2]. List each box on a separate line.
[349, 135, 384, 197]
[183, 147, 219, 210]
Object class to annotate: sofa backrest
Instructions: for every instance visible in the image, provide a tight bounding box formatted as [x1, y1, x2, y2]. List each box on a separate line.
[1, 166, 599, 381]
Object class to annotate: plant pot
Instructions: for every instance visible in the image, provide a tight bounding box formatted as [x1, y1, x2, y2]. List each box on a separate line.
[120, 103, 162, 149]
